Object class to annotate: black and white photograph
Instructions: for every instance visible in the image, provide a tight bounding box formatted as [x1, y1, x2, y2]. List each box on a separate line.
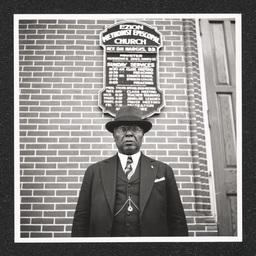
[14, 13, 242, 243]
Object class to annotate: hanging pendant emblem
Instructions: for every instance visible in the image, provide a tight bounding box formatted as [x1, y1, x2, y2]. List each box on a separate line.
[128, 205, 133, 212]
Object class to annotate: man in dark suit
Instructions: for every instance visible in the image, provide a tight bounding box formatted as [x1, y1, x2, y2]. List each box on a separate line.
[72, 105, 188, 237]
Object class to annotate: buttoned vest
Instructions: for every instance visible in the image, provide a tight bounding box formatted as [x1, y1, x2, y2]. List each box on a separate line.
[111, 157, 141, 236]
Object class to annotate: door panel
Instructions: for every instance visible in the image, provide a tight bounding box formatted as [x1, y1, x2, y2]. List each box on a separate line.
[200, 19, 237, 236]
[212, 23, 230, 85]
[218, 94, 236, 166]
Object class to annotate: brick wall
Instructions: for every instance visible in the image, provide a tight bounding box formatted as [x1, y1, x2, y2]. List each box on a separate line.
[18, 18, 218, 238]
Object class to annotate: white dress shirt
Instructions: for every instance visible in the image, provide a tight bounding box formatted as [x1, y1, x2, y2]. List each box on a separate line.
[118, 151, 141, 177]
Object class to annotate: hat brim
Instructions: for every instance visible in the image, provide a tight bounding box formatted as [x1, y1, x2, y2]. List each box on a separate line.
[105, 120, 152, 133]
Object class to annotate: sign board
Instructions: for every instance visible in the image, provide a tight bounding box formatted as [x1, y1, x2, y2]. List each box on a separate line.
[99, 21, 164, 118]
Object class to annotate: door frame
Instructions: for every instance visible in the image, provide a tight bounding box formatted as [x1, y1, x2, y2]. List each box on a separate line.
[196, 17, 242, 237]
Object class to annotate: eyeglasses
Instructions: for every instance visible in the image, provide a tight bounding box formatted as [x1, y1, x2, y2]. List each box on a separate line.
[115, 125, 143, 134]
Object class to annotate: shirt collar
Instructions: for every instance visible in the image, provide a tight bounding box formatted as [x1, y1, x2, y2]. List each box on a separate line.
[118, 151, 141, 170]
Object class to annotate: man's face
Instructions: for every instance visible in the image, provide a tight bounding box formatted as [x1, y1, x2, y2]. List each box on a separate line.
[113, 125, 144, 155]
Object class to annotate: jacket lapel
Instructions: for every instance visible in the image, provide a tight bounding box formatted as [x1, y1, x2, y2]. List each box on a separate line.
[139, 153, 158, 217]
[100, 154, 117, 214]
[100, 153, 159, 217]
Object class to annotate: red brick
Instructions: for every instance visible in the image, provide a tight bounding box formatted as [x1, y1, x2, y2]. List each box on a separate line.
[62, 101, 81, 106]
[36, 138, 58, 143]
[63, 78, 83, 83]
[59, 138, 79, 143]
[20, 138, 36, 143]
[56, 190, 77, 196]
[67, 45, 84, 50]
[71, 119, 91, 125]
[34, 177, 56, 182]
[59, 125, 80, 131]
[67, 196, 79, 202]
[77, 30, 95, 35]
[168, 151, 189, 156]
[20, 150, 35, 156]
[156, 131, 177, 137]
[69, 157, 90, 162]
[33, 190, 55, 196]
[26, 46, 44, 50]
[181, 183, 195, 189]
[58, 163, 78, 169]
[54, 233, 71, 237]
[42, 226, 64, 231]
[47, 157, 68, 162]
[44, 211, 65, 217]
[188, 225, 206, 231]
[51, 93, 72, 98]
[38, 125, 59, 130]
[171, 163, 190, 169]
[21, 225, 41, 231]
[21, 211, 42, 217]
[32, 218, 54, 224]
[64, 66, 83, 72]
[80, 150, 101, 156]
[65, 56, 83, 61]
[157, 144, 178, 149]
[33, 204, 54, 210]
[45, 184, 66, 189]
[155, 157, 178, 163]
[46, 170, 67, 175]
[50, 119, 70, 124]
[19, 101, 39, 107]
[55, 61, 73, 66]
[20, 232, 29, 238]
[20, 176, 34, 182]
[20, 29, 36, 34]
[57, 176, 78, 182]
[21, 204, 32, 210]
[145, 138, 166, 143]
[44, 197, 66, 203]
[56, 204, 76, 210]
[55, 218, 73, 224]
[23, 183, 44, 189]
[21, 218, 31, 224]
[37, 29, 56, 34]
[31, 233, 52, 237]
[21, 197, 43, 203]
[50, 107, 71, 112]
[48, 143, 69, 149]
[43, 78, 62, 83]
[20, 190, 33, 196]
[35, 163, 56, 169]
[68, 184, 82, 189]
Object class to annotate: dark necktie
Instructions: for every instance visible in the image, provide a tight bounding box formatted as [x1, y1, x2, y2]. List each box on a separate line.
[125, 156, 133, 180]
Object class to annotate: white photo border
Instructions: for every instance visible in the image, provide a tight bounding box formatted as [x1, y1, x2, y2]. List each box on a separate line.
[14, 13, 242, 243]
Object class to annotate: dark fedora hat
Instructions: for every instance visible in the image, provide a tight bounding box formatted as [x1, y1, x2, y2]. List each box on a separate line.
[105, 105, 152, 133]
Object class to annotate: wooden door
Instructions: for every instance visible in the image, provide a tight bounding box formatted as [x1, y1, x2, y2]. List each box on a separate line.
[200, 19, 237, 236]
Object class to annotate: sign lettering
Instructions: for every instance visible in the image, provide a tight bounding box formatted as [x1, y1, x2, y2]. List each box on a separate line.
[99, 21, 164, 118]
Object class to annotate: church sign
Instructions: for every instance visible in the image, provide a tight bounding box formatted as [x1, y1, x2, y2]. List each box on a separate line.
[99, 21, 164, 118]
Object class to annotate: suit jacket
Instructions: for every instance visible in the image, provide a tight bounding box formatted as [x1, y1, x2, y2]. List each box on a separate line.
[71, 153, 188, 237]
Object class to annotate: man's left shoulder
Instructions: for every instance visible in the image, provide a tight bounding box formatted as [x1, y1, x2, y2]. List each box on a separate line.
[142, 154, 171, 169]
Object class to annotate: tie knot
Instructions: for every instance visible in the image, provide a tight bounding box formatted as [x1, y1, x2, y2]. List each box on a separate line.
[127, 156, 133, 164]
